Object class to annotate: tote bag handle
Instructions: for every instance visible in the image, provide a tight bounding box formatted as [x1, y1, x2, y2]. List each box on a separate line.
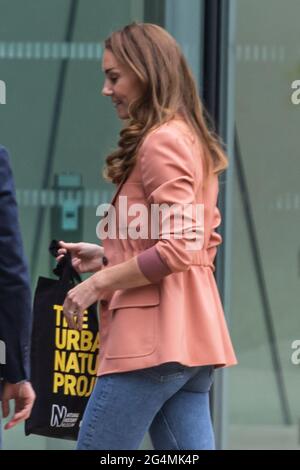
[49, 239, 82, 287]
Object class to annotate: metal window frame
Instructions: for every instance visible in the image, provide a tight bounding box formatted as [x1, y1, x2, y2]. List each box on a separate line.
[202, 0, 237, 450]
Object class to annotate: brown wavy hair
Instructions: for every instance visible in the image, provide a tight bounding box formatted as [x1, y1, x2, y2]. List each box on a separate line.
[103, 22, 228, 184]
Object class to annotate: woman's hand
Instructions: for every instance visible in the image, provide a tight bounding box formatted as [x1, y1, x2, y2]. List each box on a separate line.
[62, 256, 151, 330]
[62, 274, 109, 330]
[57, 241, 104, 273]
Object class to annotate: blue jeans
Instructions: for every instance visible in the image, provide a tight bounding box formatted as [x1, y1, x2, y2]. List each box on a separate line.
[77, 363, 215, 450]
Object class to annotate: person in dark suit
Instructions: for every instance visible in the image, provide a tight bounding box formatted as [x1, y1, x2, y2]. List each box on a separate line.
[0, 145, 35, 445]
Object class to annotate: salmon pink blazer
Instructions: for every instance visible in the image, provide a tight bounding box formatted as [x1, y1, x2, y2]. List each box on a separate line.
[97, 118, 237, 376]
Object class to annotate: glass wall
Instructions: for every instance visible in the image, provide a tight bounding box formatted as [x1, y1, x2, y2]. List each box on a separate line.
[0, 0, 208, 450]
[3, 0, 299, 452]
[0, 0, 145, 450]
[228, 0, 300, 449]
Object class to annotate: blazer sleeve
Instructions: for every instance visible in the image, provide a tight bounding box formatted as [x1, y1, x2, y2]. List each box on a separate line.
[0, 146, 32, 383]
[136, 127, 203, 282]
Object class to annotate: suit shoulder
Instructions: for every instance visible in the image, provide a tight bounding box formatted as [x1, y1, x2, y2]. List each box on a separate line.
[0, 145, 9, 161]
[0, 146, 11, 177]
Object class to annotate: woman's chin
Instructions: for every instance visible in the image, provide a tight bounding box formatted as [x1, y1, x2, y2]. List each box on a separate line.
[116, 107, 129, 120]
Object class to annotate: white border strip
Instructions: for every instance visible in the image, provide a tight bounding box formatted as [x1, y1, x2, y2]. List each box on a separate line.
[16, 189, 112, 207]
[236, 44, 286, 63]
[0, 42, 102, 60]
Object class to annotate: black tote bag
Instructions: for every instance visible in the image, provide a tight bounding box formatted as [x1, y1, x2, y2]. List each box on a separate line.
[25, 241, 99, 440]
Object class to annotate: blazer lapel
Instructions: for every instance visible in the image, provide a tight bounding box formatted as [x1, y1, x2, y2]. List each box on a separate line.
[110, 174, 128, 207]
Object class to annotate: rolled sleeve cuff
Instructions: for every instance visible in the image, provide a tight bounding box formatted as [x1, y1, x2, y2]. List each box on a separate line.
[137, 245, 172, 283]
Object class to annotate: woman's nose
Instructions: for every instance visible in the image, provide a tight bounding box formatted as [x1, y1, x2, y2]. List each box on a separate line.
[102, 82, 113, 96]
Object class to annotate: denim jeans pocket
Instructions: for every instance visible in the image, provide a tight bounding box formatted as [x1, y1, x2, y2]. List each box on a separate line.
[140, 362, 186, 383]
[182, 365, 215, 393]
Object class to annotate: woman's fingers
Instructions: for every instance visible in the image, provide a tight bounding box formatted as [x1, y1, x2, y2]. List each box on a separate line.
[72, 258, 82, 271]
[55, 254, 65, 262]
[59, 241, 79, 252]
